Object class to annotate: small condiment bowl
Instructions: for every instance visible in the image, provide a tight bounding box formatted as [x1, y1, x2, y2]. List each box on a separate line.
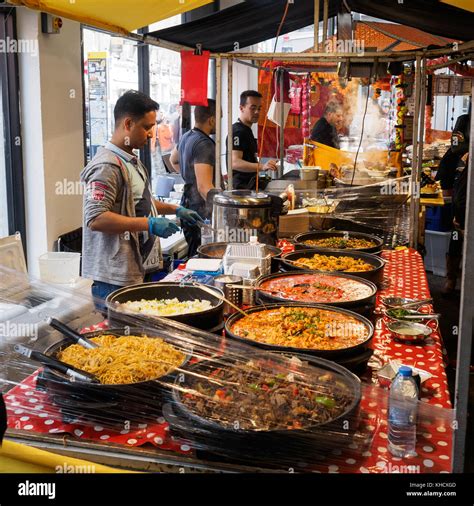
[386, 321, 433, 343]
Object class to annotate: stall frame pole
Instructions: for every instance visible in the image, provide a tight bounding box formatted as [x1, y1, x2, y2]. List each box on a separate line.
[413, 57, 427, 250]
[227, 59, 233, 190]
[313, 0, 320, 52]
[452, 96, 474, 472]
[322, 0, 329, 47]
[215, 56, 222, 189]
[409, 56, 422, 248]
[279, 67, 285, 180]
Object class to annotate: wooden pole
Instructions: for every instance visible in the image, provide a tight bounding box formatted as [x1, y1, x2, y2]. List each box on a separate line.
[210, 40, 474, 61]
[409, 56, 421, 249]
[322, 0, 329, 48]
[279, 68, 285, 179]
[313, 0, 320, 52]
[227, 59, 233, 190]
[215, 56, 222, 189]
[413, 57, 427, 250]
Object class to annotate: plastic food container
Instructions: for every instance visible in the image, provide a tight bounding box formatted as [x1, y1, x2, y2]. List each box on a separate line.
[38, 252, 81, 284]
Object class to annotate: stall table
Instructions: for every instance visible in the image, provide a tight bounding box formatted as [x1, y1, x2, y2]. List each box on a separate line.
[3, 250, 453, 473]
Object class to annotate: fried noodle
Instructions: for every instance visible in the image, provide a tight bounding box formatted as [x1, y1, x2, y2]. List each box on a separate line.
[57, 334, 185, 385]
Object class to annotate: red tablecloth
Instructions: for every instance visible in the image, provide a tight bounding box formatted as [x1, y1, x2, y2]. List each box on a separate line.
[5, 249, 453, 472]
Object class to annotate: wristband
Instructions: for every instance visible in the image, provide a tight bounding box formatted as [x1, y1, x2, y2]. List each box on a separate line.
[147, 217, 153, 236]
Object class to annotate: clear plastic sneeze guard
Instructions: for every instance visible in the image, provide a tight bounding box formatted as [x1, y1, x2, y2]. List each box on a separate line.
[0, 265, 454, 472]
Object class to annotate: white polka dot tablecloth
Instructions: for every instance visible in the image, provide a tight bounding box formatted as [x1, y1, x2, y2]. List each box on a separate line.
[372, 249, 451, 410]
[353, 248, 453, 474]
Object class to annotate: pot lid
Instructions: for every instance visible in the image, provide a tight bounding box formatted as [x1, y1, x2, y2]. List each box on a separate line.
[213, 190, 272, 208]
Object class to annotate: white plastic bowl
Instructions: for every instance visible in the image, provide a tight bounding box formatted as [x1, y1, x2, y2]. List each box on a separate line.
[38, 252, 81, 284]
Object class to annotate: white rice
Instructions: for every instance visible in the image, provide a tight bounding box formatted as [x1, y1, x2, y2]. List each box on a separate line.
[118, 297, 213, 317]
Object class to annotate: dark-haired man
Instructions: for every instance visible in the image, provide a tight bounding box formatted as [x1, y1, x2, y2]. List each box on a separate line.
[310, 102, 343, 149]
[80, 90, 202, 308]
[229, 90, 278, 190]
[170, 99, 218, 256]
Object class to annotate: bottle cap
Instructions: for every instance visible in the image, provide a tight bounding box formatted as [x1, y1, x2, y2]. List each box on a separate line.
[398, 365, 412, 377]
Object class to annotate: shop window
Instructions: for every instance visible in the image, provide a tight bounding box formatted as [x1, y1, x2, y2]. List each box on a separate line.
[0, 8, 26, 243]
[82, 28, 139, 160]
[148, 44, 182, 183]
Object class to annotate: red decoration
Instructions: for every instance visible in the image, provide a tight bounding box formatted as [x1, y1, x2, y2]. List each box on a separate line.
[289, 79, 302, 114]
[180, 50, 210, 106]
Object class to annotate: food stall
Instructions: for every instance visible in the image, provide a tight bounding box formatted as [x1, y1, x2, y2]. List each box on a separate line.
[1, 0, 473, 479]
[0, 235, 455, 474]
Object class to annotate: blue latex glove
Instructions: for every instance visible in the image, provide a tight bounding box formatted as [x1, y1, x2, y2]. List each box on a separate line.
[147, 217, 180, 238]
[176, 206, 204, 227]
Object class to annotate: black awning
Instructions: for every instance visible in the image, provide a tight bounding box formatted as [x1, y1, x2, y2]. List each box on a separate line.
[149, 0, 342, 53]
[149, 0, 474, 53]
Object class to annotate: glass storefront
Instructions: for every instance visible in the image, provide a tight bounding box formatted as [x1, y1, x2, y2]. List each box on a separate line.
[83, 28, 139, 160]
[82, 17, 182, 194]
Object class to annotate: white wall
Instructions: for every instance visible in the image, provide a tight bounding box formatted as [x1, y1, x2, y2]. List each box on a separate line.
[17, 9, 84, 276]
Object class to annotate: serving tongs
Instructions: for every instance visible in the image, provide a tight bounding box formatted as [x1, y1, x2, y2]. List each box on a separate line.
[190, 281, 249, 317]
[196, 221, 219, 234]
[46, 317, 98, 349]
[383, 308, 441, 320]
[381, 297, 433, 309]
[14, 344, 99, 383]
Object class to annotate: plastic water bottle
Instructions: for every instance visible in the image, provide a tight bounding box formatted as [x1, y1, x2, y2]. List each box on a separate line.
[201, 219, 213, 245]
[388, 366, 418, 458]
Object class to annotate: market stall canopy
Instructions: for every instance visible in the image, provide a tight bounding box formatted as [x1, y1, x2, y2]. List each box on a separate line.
[150, 0, 474, 52]
[8, 0, 213, 35]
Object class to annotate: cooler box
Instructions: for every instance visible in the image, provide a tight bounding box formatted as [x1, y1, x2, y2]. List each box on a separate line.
[424, 230, 451, 276]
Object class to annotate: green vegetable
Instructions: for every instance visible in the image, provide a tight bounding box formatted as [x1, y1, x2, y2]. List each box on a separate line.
[315, 396, 336, 408]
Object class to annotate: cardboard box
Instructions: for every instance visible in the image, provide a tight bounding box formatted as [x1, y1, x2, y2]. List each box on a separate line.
[278, 209, 310, 238]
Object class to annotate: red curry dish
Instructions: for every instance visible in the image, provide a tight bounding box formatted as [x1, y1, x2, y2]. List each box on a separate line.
[258, 273, 374, 304]
[229, 306, 370, 351]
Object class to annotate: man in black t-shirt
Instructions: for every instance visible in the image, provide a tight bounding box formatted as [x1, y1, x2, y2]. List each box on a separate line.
[310, 102, 343, 149]
[229, 90, 278, 189]
[170, 99, 217, 256]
